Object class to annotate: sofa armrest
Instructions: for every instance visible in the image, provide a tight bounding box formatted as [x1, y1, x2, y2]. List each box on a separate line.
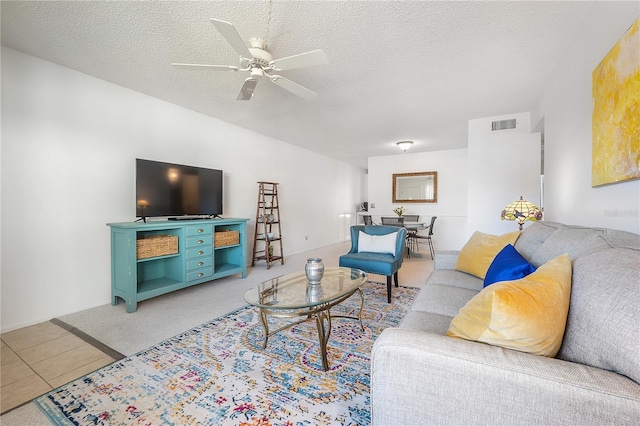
[433, 250, 459, 270]
[371, 328, 640, 425]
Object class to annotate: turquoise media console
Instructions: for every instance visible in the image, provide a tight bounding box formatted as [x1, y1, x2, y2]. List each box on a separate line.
[108, 218, 249, 313]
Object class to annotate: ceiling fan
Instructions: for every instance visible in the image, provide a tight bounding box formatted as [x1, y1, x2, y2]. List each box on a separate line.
[172, 19, 328, 101]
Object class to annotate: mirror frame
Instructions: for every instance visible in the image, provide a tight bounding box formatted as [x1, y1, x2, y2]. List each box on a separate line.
[392, 171, 438, 203]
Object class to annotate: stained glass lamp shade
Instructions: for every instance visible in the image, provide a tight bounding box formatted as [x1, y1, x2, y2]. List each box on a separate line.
[501, 196, 543, 231]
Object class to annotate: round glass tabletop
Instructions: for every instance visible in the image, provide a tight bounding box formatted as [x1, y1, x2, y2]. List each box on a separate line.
[244, 267, 367, 310]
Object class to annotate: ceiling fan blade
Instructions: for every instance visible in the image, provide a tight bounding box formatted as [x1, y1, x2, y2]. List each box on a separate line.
[270, 49, 328, 71]
[210, 18, 253, 59]
[171, 63, 239, 72]
[237, 77, 258, 100]
[270, 75, 317, 100]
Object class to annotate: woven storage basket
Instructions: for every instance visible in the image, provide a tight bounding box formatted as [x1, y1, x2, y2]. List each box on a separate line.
[215, 230, 239, 247]
[136, 234, 178, 259]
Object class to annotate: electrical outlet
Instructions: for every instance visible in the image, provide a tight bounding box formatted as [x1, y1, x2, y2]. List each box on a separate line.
[371, 203, 376, 208]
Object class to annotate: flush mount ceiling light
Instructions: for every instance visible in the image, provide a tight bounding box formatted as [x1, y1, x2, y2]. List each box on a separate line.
[396, 141, 414, 152]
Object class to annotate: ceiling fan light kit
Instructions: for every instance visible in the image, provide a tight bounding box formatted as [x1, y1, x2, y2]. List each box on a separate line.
[238, 78, 258, 100]
[172, 19, 328, 101]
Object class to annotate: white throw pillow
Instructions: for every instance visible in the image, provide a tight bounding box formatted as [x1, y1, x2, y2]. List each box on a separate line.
[357, 231, 397, 255]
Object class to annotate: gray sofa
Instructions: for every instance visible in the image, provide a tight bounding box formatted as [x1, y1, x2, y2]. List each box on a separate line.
[371, 221, 640, 425]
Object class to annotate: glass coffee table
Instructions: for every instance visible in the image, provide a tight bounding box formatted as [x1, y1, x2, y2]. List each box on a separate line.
[244, 267, 368, 371]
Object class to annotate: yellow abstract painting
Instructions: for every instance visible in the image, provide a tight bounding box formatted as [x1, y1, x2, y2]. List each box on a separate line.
[592, 17, 640, 187]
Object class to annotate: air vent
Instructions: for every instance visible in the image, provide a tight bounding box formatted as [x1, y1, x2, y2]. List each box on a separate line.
[491, 118, 517, 131]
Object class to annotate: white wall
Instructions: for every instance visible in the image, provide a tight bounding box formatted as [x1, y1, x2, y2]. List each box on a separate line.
[532, 2, 639, 234]
[367, 113, 541, 251]
[467, 112, 541, 237]
[367, 148, 469, 250]
[1, 47, 363, 332]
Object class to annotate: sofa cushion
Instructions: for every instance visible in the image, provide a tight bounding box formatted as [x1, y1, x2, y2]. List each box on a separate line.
[603, 229, 640, 250]
[484, 244, 536, 287]
[515, 221, 563, 261]
[529, 226, 608, 267]
[357, 230, 397, 255]
[411, 284, 479, 318]
[557, 246, 640, 383]
[399, 311, 453, 335]
[425, 269, 483, 292]
[446, 254, 572, 357]
[454, 231, 521, 279]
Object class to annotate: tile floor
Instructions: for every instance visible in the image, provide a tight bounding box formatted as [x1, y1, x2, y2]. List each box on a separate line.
[1, 320, 123, 414]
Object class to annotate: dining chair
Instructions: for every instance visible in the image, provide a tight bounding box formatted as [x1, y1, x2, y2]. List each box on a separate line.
[380, 217, 404, 227]
[402, 215, 420, 257]
[415, 216, 437, 259]
[363, 214, 374, 225]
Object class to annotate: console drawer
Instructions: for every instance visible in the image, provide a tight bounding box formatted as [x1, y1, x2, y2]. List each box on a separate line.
[186, 267, 213, 282]
[186, 246, 213, 259]
[186, 225, 213, 236]
[186, 235, 213, 248]
[187, 257, 213, 271]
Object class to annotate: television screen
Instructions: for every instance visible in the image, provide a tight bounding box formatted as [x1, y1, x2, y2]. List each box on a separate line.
[136, 159, 223, 219]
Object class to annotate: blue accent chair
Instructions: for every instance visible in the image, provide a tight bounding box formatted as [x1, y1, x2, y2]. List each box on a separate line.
[339, 225, 407, 303]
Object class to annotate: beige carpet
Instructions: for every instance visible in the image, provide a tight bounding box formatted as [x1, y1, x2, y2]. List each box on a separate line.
[0, 241, 433, 425]
[56, 241, 432, 357]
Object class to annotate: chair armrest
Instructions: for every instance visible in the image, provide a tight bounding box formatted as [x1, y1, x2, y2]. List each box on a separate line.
[371, 328, 640, 425]
[434, 250, 459, 270]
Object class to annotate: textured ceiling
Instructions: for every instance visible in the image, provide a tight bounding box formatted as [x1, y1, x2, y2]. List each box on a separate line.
[1, 1, 592, 167]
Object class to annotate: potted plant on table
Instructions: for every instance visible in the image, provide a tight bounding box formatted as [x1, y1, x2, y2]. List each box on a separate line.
[393, 206, 404, 217]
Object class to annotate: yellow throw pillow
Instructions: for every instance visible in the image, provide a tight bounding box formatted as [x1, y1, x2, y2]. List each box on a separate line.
[454, 231, 521, 279]
[446, 254, 572, 357]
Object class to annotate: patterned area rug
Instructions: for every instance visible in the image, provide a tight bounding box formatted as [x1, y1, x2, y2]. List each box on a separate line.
[34, 282, 418, 425]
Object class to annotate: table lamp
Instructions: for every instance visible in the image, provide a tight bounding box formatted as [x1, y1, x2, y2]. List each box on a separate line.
[501, 196, 543, 231]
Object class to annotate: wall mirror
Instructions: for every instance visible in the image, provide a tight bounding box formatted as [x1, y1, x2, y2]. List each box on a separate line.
[392, 171, 438, 203]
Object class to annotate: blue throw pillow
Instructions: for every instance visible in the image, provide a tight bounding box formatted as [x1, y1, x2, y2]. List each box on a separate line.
[483, 244, 536, 287]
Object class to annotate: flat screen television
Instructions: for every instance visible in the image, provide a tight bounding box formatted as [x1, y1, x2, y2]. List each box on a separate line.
[136, 158, 223, 220]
